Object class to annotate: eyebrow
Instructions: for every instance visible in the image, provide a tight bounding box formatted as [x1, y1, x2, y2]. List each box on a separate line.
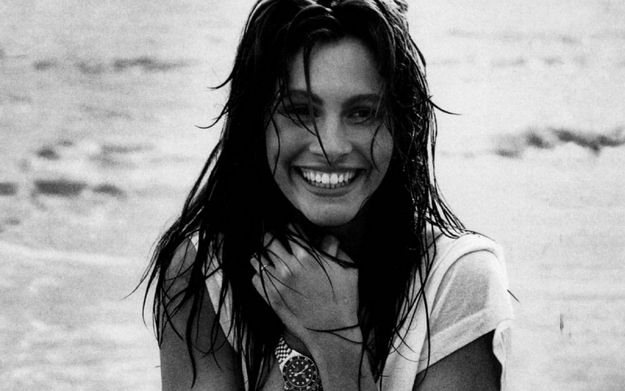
[283, 89, 382, 107]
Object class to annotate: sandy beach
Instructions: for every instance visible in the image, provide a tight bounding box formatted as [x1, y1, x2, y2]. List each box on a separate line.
[1, 0, 624, 389]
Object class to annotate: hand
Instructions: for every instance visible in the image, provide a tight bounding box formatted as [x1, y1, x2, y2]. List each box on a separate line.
[250, 228, 359, 343]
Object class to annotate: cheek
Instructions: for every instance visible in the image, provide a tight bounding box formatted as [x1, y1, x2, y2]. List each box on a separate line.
[372, 130, 394, 173]
[265, 127, 280, 173]
[266, 121, 305, 173]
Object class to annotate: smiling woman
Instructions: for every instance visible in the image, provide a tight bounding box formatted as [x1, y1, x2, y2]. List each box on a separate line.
[142, 1, 513, 390]
[266, 37, 393, 228]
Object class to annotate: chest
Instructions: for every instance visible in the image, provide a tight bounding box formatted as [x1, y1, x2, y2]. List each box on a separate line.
[258, 361, 284, 391]
[255, 344, 379, 391]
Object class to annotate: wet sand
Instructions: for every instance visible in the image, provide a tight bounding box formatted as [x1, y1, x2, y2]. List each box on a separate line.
[1, 0, 624, 389]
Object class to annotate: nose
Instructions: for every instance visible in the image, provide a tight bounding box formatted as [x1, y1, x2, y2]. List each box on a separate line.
[309, 116, 352, 162]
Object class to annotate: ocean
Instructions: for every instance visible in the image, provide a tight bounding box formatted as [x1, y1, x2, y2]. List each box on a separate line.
[1, 0, 624, 389]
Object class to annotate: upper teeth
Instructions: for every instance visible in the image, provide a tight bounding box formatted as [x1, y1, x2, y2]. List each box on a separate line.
[300, 169, 356, 187]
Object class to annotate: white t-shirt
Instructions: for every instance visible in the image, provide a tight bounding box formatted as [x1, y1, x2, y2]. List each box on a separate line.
[198, 233, 513, 390]
[380, 233, 513, 390]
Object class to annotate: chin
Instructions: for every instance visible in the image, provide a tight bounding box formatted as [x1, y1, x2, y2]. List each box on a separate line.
[303, 210, 356, 228]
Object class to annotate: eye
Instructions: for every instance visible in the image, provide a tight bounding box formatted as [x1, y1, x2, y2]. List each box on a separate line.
[278, 104, 319, 126]
[347, 106, 380, 125]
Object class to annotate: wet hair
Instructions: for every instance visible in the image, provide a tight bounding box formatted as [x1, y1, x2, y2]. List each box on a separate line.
[142, 0, 464, 389]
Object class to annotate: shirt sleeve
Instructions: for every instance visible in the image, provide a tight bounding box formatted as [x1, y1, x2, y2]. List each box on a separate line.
[420, 248, 514, 382]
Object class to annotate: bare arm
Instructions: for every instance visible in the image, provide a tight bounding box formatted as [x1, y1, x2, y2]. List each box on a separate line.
[413, 332, 500, 391]
[160, 240, 245, 391]
[305, 329, 378, 391]
[251, 233, 378, 391]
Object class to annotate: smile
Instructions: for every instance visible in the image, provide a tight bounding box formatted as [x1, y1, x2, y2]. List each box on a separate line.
[298, 168, 359, 189]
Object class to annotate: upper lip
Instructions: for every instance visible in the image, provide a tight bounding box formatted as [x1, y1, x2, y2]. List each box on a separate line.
[295, 166, 362, 172]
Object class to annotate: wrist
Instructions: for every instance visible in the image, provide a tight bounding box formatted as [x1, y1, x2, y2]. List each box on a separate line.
[311, 333, 376, 391]
[275, 337, 323, 391]
[308, 327, 365, 370]
[288, 329, 377, 391]
[305, 323, 362, 351]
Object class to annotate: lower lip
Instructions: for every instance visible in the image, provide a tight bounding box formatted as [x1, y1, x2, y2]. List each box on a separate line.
[294, 168, 361, 196]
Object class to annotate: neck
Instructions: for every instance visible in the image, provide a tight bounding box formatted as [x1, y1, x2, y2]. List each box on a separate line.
[325, 204, 371, 261]
[293, 202, 373, 261]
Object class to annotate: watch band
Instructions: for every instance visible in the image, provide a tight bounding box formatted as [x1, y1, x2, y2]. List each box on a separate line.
[274, 336, 296, 372]
[274, 337, 323, 391]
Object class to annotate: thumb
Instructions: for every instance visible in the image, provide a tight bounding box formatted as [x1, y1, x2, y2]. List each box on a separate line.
[320, 235, 339, 257]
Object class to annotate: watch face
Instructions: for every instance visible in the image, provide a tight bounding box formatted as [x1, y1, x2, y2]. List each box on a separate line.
[283, 355, 319, 390]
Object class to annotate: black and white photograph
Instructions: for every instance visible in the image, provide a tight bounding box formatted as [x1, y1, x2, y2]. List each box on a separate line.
[1, 0, 624, 390]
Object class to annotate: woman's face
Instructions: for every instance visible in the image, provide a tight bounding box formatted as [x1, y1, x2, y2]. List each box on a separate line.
[266, 37, 393, 227]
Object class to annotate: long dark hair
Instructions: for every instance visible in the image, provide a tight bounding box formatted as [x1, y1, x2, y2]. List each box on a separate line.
[142, 0, 464, 389]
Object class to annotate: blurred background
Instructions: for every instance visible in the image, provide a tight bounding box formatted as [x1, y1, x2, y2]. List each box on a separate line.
[1, 0, 623, 389]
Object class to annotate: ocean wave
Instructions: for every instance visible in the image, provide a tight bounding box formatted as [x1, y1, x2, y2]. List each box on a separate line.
[32, 59, 58, 71]
[112, 56, 186, 72]
[0, 240, 136, 266]
[0, 182, 18, 196]
[92, 183, 125, 197]
[2, 93, 32, 104]
[16, 137, 182, 200]
[33, 178, 87, 197]
[100, 143, 151, 154]
[591, 30, 625, 40]
[80, 105, 133, 120]
[35, 146, 60, 160]
[74, 59, 107, 74]
[29, 177, 126, 199]
[32, 55, 187, 74]
[493, 127, 625, 158]
[30, 138, 151, 172]
[24, 140, 130, 198]
[448, 29, 580, 45]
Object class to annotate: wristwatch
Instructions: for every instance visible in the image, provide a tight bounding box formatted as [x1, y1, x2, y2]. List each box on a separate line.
[274, 337, 323, 391]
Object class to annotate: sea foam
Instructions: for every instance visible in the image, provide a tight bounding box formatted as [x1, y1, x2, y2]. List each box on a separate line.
[0, 240, 135, 267]
[493, 126, 625, 158]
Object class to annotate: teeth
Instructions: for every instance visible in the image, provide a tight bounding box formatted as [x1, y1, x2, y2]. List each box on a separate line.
[300, 169, 357, 189]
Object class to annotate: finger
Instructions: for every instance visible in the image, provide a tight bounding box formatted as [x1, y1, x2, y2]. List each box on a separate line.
[320, 235, 340, 258]
[286, 223, 314, 260]
[321, 238, 356, 268]
[264, 233, 298, 274]
[263, 232, 275, 247]
[251, 273, 270, 305]
[250, 256, 280, 304]
[264, 232, 290, 259]
[250, 255, 272, 275]
[284, 224, 321, 268]
[286, 223, 307, 239]
[251, 266, 298, 309]
[264, 231, 295, 260]
[337, 248, 357, 268]
[251, 253, 301, 297]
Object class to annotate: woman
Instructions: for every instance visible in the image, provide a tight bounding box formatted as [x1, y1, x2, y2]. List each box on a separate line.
[143, 0, 513, 390]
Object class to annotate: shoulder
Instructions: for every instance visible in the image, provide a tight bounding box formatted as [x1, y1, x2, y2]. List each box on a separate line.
[168, 238, 197, 272]
[433, 233, 504, 267]
[162, 235, 200, 294]
[429, 243, 511, 327]
[427, 233, 508, 292]
[169, 238, 197, 272]
[416, 233, 513, 375]
[427, 232, 510, 306]
[382, 231, 513, 388]
[158, 234, 245, 391]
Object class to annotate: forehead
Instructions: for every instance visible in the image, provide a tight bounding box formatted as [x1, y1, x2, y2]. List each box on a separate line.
[287, 37, 382, 97]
